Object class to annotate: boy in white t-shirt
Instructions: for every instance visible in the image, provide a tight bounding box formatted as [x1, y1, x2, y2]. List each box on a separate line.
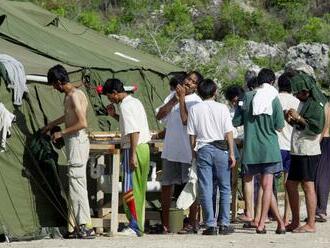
[103, 78, 151, 236]
[187, 79, 236, 235]
[276, 72, 300, 225]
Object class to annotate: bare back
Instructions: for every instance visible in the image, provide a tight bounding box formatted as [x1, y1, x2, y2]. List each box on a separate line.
[64, 88, 88, 130]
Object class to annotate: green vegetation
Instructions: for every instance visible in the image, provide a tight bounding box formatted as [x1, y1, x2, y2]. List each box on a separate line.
[18, 0, 330, 87]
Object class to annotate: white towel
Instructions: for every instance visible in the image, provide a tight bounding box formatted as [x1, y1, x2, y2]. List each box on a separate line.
[176, 159, 198, 210]
[0, 54, 28, 105]
[252, 83, 278, 116]
[0, 103, 15, 152]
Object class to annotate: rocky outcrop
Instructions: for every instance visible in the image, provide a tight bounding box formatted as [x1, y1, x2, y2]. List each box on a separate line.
[108, 34, 142, 49]
[246, 41, 284, 59]
[287, 43, 329, 80]
[108, 33, 329, 83]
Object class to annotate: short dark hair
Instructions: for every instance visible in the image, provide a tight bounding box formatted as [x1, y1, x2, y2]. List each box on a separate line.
[187, 71, 203, 85]
[102, 78, 125, 94]
[257, 68, 275, 86]
[197, 79, 217, 100]
[278, 72, 292, 93]
[47, 64, 69, 84]
[246, 76, 258, 90]
[169, 72, 186, 89]
[224, 85, 244, 101]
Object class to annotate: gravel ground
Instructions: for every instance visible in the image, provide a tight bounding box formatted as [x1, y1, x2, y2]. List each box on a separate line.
[1, 200, 330, 248]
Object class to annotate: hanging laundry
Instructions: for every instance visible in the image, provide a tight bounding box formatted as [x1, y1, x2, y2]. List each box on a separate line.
[0, 54, 28, 105]
[0, 103, 15, 152]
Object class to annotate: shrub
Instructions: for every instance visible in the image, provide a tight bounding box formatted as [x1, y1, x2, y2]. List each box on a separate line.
[194, 15, 215, 40]
[295, 17, 330, 44]
[218, 2, 286, 43]
[104, 17, 120, 35]
[78, 10, 103, 32]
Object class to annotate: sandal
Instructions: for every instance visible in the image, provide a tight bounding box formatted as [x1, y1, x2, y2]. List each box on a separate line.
[256, 227, 267, 234]
[177, 225, 197, 235]
[243, 222, 257, 229]
[315, 214, 327, 223]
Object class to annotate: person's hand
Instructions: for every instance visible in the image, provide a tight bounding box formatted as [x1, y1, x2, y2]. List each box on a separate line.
[41, 124, 53, 134]
[229, 153, 236, 169]
[287, 108, 300, 121]
[52, 131, 63, 143]
[129, 153, 138, 170]
[106, 104, 116, 117]
[176, 84, 186, 101]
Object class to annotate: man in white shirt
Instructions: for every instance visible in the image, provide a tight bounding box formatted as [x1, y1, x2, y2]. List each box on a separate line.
[276, 72, 300, 225]
[103, 78, 151, 236]
[187, 79, 236, 235]
[156, 71, 203, 234]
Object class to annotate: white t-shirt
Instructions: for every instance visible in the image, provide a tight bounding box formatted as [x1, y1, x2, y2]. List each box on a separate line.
[161, 93, 202, 163]
[276, 92, 300, 151]
[118, 95, 151, 148]
[155, 91, 176, 126]
[187, 100, 234, 151]
[291, 102, 322, 156]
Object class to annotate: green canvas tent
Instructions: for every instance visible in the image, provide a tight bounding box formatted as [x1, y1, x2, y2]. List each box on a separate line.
[0, 0, 181, 241]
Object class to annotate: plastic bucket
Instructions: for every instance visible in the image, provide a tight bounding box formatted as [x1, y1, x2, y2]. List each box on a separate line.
[168, 208, 184, 233]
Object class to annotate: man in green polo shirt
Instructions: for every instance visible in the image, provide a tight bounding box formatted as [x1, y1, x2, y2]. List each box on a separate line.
[233, 68, 286, 234]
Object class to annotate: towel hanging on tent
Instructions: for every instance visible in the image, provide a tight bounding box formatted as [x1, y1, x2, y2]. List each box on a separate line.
[0, 54, 28, 105]
[0, 103, 15, 152]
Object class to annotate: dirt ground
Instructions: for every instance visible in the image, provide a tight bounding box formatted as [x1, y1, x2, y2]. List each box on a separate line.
[1, 201, 330, 248]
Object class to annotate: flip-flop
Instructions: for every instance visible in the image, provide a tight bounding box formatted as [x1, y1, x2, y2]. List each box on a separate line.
[243, 222, 258, 229]
[315, 214, 327, 223]
[292, 228, 315, 233]
[256, 228, 267, 234]
[237, 215, 253, 222]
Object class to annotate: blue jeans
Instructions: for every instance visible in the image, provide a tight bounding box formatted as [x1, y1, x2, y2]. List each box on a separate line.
[197, 145, 231, 227]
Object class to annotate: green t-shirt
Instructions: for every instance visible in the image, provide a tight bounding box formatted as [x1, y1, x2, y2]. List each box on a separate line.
[233, 91, 285, 165]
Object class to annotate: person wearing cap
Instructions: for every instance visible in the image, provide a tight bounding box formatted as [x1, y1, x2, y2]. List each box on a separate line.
[103, 78, 151, 236]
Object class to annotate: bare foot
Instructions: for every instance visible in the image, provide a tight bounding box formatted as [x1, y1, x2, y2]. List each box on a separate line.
[238, 215, 253, 222]
[292, 224, 316, 233]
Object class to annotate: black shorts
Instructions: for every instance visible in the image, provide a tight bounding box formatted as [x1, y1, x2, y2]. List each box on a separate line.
[287, 155, 320, 182]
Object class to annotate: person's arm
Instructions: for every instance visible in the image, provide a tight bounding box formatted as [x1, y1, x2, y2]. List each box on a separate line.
[42, 115, 65, 133]
[225, 131, 236, 169]
[190, 135, 197, 160]
[273, 97, 285, 132]
[129, 132, 139, 170]
[156, 96, 177, 120]
[106, 104, 119, 121]
[176, 84, 188, 125]
[321, 103, 330, 140]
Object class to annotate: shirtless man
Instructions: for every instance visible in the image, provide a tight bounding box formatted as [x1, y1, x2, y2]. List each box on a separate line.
[43, 64, 94, 239]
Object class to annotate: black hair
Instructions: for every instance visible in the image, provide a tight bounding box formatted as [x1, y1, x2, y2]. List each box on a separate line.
[278, 72, 292, 93]
[187, 70, 204, 85]
[169, 72, 186, 90]
[257, 68, 275, 86]
[246, 76, 258, 91]
[197, 79, 217, 100]
[47, 64, 69, 84]
[102, 78, 125, 94]
[224, 85, 244, 101]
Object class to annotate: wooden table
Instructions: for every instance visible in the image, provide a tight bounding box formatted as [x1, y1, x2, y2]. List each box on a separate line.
[89, 140, 121, 236]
